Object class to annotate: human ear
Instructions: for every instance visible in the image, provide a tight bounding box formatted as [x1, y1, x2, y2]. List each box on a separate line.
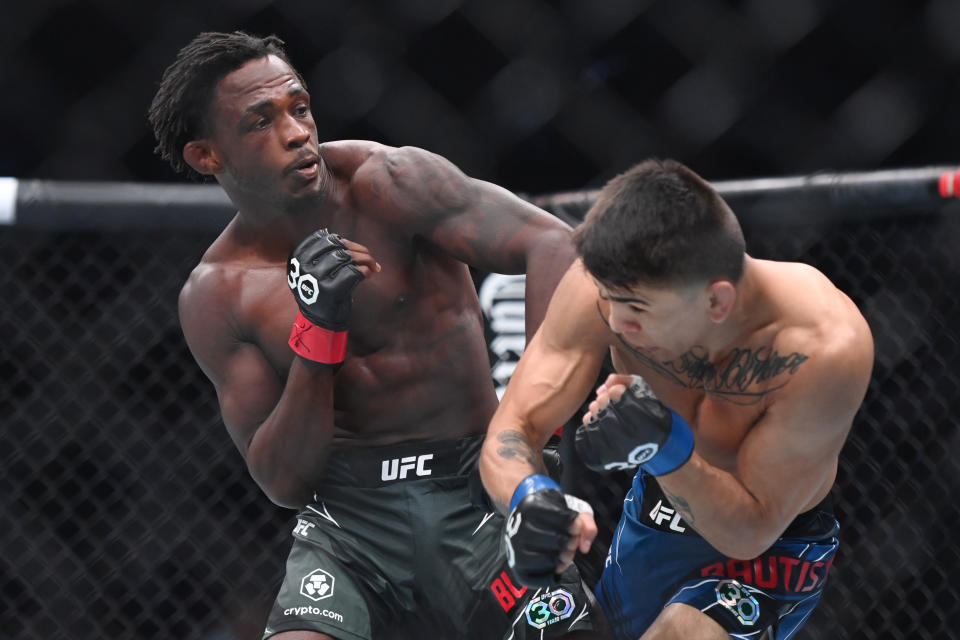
[706, 280, 736, 322]
[183, 140, 222, 175]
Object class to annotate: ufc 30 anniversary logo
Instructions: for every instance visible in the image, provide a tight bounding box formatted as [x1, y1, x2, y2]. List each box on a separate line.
[287, 257, 319, 305]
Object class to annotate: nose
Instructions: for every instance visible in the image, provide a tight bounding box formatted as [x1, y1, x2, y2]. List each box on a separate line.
[282, 113, 311, 149]
[608, 305, 640, 336]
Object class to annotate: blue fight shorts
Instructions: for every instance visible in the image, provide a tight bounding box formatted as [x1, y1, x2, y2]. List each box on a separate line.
[596, 472, 839, 640]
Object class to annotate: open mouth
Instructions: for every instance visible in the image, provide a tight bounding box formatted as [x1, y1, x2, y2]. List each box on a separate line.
[287, 155, 319, 178]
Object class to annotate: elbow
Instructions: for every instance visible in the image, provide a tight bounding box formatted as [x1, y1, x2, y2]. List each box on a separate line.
[255, 476, 311, 510]
[477, 435, 512, 514]
[530, 227, 575, 262]
[246, 454, 312, 510]
[477, 440, 496, 492]
[716, 539, 774, 561]
[710, 525, 780, 560]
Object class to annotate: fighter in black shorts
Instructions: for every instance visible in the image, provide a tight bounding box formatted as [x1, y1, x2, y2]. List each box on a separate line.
[149, 31, 600, 639]
[262, 437, 596, 639]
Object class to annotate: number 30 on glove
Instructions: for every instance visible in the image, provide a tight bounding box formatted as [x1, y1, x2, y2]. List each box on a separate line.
[287, 229, 364, 365]
[574, 375, 694, 476]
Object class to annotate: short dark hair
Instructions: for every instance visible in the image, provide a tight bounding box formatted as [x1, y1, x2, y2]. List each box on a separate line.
[148, 31, 302, 179]
[573, 158, 745, 289]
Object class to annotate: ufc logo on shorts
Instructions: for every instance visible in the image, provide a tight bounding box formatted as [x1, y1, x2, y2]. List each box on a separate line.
[293, 518, 316, 538]
[648, 499, 687, 533]
[381, 454, 433, 482]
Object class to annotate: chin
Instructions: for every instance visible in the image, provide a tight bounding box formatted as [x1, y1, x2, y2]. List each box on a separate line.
[627, 338, 659, 354]
[286, 185, 325, 208]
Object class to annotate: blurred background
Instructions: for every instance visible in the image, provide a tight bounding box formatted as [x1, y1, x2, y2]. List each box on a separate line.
[2, 1, 959, 639]
[4, 0, 960, 192]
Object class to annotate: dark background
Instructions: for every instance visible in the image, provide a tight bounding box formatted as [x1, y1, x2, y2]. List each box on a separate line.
[2, 2, 959, 640]
[3, 0, 960, 192]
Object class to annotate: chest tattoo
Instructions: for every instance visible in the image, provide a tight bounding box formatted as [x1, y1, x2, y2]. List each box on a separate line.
[600, 304, 810, 405]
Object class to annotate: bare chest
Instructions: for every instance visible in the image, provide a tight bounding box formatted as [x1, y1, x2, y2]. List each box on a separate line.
[240, 260, 471, 367]
[611, 344, 777, 471]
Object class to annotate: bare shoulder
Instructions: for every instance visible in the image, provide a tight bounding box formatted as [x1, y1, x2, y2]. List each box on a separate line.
[178, 258, 235, 334]
[348, 143, 474, 214]
[177, 223, 256, 345]
[318, 139, 388, 174]
[772, 262, 874, 404]
[179, 224, 243, 310]
[542, 260, 614, 349]
[320, 139, 431, 183]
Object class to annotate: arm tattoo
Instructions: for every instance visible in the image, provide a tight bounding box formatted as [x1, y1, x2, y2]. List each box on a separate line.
[661, 486, 699, 533]
[496, 430, 547, 474]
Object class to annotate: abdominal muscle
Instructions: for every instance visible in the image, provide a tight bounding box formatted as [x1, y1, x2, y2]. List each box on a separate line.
[329, 306, 500, 447]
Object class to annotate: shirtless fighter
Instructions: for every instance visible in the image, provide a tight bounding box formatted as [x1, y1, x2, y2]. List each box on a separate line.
[479, 158, 874, 639]
[149, 31, 598, 640]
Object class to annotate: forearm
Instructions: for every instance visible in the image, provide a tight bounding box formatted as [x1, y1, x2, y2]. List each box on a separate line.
[246, 359, 338, 508]
[479, 417, 549, 514]
[246, 229, 369, 508]
[656, 454, 783, 559]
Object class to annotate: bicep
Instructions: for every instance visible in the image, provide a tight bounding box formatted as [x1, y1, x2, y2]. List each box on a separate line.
[180, 296, 282, 457]
[213, 343, 283, 455]
[736, 374, 856, 527]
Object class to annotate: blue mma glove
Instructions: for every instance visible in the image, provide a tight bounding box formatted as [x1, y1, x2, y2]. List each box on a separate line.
[574, 376, 694, 476]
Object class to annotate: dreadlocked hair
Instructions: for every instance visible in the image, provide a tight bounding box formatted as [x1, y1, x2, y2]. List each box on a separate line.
[148, 31, 303, 180]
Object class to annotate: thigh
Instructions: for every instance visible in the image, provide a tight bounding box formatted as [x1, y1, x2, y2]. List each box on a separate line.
[641, 603, 732, 640]
[414, 479, 600, 639]
[596, 489, 838, 640]
[264, 487, 423, 640]
[594, 500, 721, 640]
[262, 532, 374, 640]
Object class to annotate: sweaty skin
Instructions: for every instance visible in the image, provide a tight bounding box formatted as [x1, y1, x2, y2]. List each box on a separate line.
[178, 55, 575, 508]
[480, 257, 873, 570]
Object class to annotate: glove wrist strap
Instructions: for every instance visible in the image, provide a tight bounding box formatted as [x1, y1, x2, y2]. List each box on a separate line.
[642, 410, 695, 476]
[509, 474, 561, 513]
[288, 311, 349, 364]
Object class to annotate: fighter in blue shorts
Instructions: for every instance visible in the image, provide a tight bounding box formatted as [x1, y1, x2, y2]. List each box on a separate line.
[479, 158, 873, 639]
[595, 469, 838, 639]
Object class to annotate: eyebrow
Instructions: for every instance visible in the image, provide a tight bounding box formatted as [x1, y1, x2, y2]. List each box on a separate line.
[242, 87, 308, 117]
[610, 294, 650, 306]
[596, 287, 650, 306]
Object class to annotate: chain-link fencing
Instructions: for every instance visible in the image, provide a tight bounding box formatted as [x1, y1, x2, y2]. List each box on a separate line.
[2, 170, 959, 639]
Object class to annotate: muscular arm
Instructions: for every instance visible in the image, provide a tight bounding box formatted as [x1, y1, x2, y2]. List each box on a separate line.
[654, 330, 873, 558]
[479, 263, 610, 512]
[372, 145, 577, 338]
[179, 266, 336, 509]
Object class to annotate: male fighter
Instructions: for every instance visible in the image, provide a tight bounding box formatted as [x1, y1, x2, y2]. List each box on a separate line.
[149, 31, 598, 640]
[479, 158, 874, 639]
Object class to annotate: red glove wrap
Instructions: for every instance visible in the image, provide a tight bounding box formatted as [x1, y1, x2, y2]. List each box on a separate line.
[288, 311, 348, 364]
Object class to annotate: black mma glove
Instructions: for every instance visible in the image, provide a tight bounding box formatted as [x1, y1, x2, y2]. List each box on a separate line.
[542, 437, 564, 481]
[575, 375, 694, 476]
[286, 229, 364, 365]
[503, 474, 593, 588]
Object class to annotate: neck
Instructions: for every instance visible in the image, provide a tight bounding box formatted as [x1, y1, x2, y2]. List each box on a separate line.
[225, 199, 334, 264]
[702, 257, 770, 363]
[223, 169, 338, 261]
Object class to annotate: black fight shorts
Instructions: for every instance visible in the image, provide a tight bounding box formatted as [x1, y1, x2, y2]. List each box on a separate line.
[262, 436, 598, 640]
